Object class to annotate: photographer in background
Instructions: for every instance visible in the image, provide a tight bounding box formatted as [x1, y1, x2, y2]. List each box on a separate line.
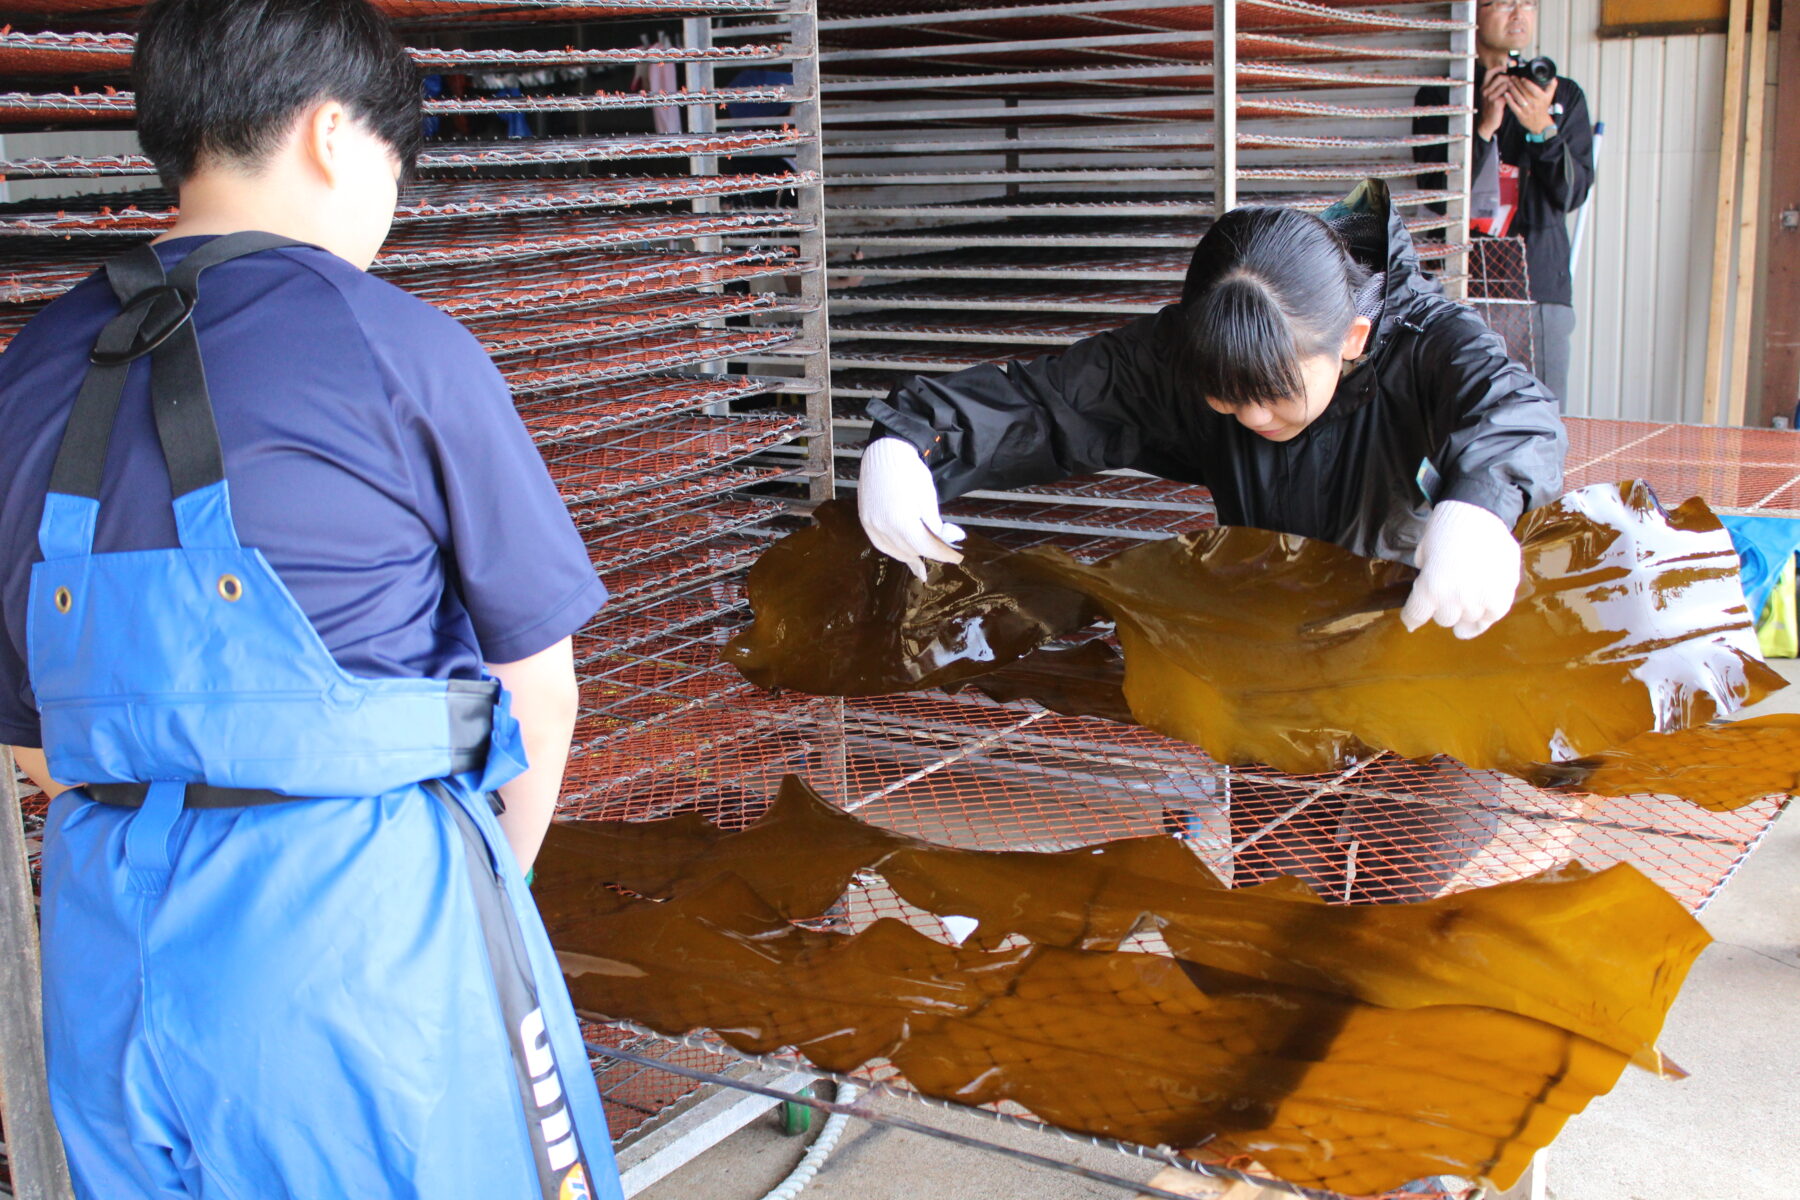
[1416, 0, 1594, 408]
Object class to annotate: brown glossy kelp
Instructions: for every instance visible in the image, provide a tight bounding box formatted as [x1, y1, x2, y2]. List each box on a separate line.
[536, 776, 1709, 1195]
[724, 485, 1785, 795]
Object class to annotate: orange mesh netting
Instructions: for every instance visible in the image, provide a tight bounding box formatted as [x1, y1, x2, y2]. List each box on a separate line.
[535, 775, 1708, 1195]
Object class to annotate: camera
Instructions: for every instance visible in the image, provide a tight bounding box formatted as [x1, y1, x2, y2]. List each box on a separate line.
[1505, 51, 1558, 87]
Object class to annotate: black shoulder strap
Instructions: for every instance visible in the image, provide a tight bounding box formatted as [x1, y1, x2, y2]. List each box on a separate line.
[47, 231, 309, 502]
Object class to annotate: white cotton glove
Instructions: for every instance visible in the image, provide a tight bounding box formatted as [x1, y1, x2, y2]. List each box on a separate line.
[1399, 499, 1522, 640]
[857, 437, 965, 582]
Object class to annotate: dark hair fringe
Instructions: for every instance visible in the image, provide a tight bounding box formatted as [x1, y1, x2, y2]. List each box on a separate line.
[135, 0, 423, 190]
[1175, 207, 1373, 410]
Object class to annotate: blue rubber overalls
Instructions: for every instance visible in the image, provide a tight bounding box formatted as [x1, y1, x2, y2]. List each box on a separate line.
[30, 233, 621, 1200]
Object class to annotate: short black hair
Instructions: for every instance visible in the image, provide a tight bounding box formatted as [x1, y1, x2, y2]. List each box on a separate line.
[1174, 206, 1371, 410]
[135, 0, 423, 190]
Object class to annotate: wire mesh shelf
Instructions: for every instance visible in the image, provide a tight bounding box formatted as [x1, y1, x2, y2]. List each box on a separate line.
[477, 294, 810, 361]
[546, 412, 811, 503]
[502, 326, 803, 394]
[568, 465, 793, 532]
[0, 29, 794, 75]
[831, 246, 1189, 280]
[0, 132, 810, 180]
[0, 85, 800, 124]
[829, 277, 1177, 312]
[0, 174, 815, 237]
[520, 372, 797, 442]
[587, 498, 783, 574]
[396, 247, 802, 320]
[1564, 418, 1800, 517]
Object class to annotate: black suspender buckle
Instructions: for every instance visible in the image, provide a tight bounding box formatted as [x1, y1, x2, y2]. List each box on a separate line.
[89, 284, 197, 367]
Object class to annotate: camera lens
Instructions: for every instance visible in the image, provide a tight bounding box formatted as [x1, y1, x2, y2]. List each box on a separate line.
[1527, 55, 1557, 86]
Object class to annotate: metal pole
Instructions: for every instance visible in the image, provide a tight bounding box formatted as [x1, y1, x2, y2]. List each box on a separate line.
[1446, 0, 1477, 303]
[789, 0, 835, 503]
[0, 750, 76, 1200]
[1215, 0, 1238, 215]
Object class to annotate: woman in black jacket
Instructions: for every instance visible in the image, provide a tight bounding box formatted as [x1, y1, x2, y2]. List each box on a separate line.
[856, 179, 1567, 899]
[859, 179, 1566, 639]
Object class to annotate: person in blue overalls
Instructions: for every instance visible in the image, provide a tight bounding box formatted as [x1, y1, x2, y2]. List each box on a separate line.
[0, 2, 622, 1197]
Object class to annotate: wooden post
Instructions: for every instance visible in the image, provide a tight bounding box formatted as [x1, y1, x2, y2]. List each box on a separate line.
[1701, 0, 1751, 424]
[1724, 0, 1772, 426]
[1754, 0, 1800, 427]
[0, 749, 75, 1200]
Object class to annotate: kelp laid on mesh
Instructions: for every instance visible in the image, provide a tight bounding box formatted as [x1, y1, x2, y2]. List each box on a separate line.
[536, 775, 1707, 1196]
[723, 485, 1799, 809]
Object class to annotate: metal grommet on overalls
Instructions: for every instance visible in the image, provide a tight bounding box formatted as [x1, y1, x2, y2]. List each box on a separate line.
[217, 573, 244, 602]
[53, 586, 73, 614]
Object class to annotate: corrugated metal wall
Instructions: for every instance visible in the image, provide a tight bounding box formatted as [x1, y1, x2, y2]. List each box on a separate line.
[1538, 7, 1727, 421]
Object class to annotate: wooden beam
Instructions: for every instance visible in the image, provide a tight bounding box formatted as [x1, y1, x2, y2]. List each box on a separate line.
[1702, 0, 1751, 423]
[0, 750, 75, 1200]
[1724, 0, 1773, 425]
[1756, 0, 1800, 426]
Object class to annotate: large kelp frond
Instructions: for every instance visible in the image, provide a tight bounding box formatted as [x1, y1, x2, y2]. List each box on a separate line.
[724, 486, 1783, 784]
[537, 777, 1709, 1195]
[1547, 714, 1800, 810]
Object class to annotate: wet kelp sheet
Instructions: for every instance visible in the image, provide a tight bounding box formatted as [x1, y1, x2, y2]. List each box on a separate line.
[537, 776, 1708, 1195]
[724, 484, 1798, 809]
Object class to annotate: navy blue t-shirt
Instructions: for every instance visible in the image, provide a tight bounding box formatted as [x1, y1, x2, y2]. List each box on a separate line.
[0, 236, 606, 748]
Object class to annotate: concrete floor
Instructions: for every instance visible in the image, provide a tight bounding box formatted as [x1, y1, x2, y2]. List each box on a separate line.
[634, 661, 1800, 1200]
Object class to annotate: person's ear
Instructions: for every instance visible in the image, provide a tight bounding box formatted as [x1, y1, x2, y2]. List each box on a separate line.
[1340, 315, 1374, 361]
[301, 100, 353, 187]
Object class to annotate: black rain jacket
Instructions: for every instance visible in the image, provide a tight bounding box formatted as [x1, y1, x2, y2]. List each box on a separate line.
[865, 180, 1567, 565]
[1414, 71, 1596, 307]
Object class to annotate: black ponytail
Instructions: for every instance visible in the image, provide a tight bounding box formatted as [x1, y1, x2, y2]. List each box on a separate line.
[1175, 207, 1372, 410]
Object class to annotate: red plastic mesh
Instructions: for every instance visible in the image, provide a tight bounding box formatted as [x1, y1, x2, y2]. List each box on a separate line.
[0, 32, 789, 76]
[569, 466, 790, 531]
[476, 294, 803, 360]
[0, 29, 132, 73]
[544, 413, 807, 503]
[0, 175, 811, 237]
[394, 247, 800, 320]
[0, 221, 805, 307]
[0, 134, 808, 180]
[519, 372, 794, 443]
[500, 326, 800, 394]
[587, 499, 781, 575]
[376, 210, 804, 268]
[1564, 419, 1800, 516]
[0, 89, 132, 124]
[0, 85, 793, 124]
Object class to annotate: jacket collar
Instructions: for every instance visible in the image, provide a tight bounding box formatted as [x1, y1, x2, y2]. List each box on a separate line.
[1316, 178, 1441, 419]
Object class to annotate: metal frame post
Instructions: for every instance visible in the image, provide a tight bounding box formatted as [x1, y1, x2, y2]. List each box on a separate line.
[789, 0, 835, 503]
[1214, 0, 1237, 215]
[1446, 0, 1477, 302]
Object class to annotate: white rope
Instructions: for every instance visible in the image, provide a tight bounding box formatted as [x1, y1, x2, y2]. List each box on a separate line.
[756, 1082, 861, 1200]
